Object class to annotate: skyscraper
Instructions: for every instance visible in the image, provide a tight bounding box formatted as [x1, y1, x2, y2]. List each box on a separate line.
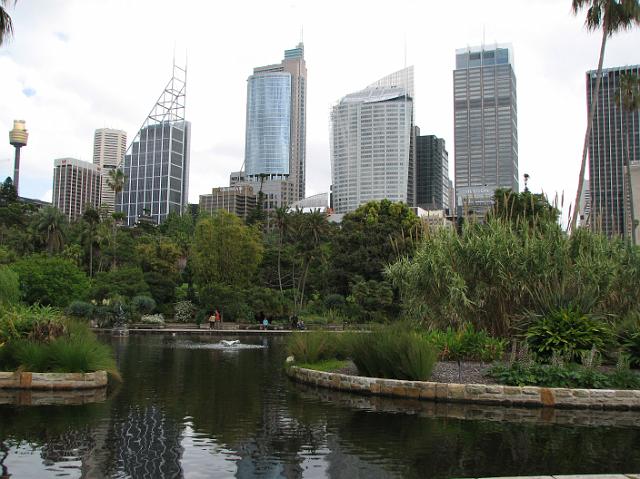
[52, 157, 102, 221]
[454, 44, 518, 217]
[587, 65, 640, 238]
[244, 43, 306, 208]
[416, 130, 449, 212]
[93, 128, 126, 213]
[331, 67, 415, 214]
[118, 63, 190, 226]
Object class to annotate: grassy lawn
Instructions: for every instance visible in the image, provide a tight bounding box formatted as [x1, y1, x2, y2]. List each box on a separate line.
[296, 359, 350, 372]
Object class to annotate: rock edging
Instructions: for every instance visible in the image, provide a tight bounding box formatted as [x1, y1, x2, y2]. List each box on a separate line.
[0, 371, 108, 390]
[287, 366, 640, 410]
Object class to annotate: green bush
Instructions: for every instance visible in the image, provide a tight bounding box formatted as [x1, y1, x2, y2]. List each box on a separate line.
[0, 266, 20, 306]
[424, 324, 506, 362]
[173, 301, 195, 323]
[347, 325, 437, 381]
[66, 301, 94, 319]
[0, 304, 65, 343]
[324, 294, 346, 311]
[287, 331, 337, 363]
[0, 316, 120, 380]
[140, 314, 164, 325]
[526, 307, 612, 362]
[488, 361, 640, 389]
[624, 331, 640, 368]
[387, 220, 640, 337]
[91, 266, 150, 301]
[132, 295, 156, 315]
[12, 255, 89, 307]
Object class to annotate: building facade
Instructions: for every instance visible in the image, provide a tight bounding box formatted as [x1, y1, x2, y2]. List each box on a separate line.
[587, 65, 640, 238]
[52, 157, 102, 221]
[330, 67, 415, 214]
[416, 130, 449, 212]
[454, 44, 518, 217]
[93, 128, 126, 213]
[118, 63, 190, 226]
[199, 185, 257, 221]
[244, 43, 306, 209]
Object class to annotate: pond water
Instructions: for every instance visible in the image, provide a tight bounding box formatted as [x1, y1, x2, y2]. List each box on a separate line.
[1, 334, 640, 478]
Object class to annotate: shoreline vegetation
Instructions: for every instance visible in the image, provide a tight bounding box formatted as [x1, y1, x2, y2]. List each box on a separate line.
[0, 304, 121, 381]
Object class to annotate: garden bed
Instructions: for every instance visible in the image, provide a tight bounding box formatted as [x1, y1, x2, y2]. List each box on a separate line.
[287, 366, 640, 410]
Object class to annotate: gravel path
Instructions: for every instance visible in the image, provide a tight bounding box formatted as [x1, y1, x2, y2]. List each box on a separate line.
[333, 360, 496, 384]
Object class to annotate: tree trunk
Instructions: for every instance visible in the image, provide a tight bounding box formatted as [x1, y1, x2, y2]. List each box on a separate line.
[277, 231, 283, 292]
[570, 27, 608, 233]
[112, 221, 117, 270]
[626, 121, 636, 244]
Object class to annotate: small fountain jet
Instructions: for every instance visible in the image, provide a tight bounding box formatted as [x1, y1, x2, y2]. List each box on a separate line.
[220, 340, 240, 347]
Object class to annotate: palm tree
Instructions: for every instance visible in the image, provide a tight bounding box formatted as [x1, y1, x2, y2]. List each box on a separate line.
[106, 168, 126, 268]
[615, 72, 640, 243]
[272, 206, 289, 292]
[82, 206, 101, 277]
[31, 206, 67, 254]
[569, 0, 640, 233]
[0, 1, 16, 46]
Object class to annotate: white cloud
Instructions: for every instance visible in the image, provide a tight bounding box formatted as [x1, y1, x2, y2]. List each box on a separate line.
[0, 0, 638, 214]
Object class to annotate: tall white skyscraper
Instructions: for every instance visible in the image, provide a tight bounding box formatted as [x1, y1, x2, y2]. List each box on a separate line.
[331, 67, 415, 214]
[93, 128, 126, 213]
[454, 44, 518, 217]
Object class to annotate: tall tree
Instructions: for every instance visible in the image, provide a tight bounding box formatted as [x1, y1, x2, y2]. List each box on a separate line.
[615, 72, 640, 243]
[272, 206, 289, 292]
[569, 0, 640, 233]
[30, 206, 67, 255]
[106, 168, 126, 268]
[82, 206, 101, 277]
[0, 0, 15, 46]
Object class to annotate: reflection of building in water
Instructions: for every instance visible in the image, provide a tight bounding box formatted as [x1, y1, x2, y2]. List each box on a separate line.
[81, 405, 184, 478]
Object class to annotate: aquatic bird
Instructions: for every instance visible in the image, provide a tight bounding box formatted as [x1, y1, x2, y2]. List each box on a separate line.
[220, 340, 240, 347]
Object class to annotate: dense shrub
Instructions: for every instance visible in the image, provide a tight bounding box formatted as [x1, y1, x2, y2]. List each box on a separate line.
[66, 301, 94, 319]
[525, 307, 612, 362]
[0, 266, 20, 306]
[324, 294, 346, 311]
[173, 301, 196, 323]
[424, 324, 506, 362]
[346, 325, 437, 381]
[0, 310, 120, 379]
[140, 314, 164, 325]
[12, 255, 89, 307]
[287, 331, 338, 364]
[245, 286, 292, 320]
[132, 295, 156, 315]
[387, 220, 640, 337]
[624, 331, 640, 368]
[488, 361, 640, 390]
[90, 266, 150, 301]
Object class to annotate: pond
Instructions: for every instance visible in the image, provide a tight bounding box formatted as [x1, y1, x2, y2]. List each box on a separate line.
[1, 334, 640, 478]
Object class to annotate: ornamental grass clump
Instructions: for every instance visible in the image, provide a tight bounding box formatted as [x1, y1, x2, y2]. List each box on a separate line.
[346, 325, 437, 381]
[0, 306, 120, 381]
[287, 331, 337, 364]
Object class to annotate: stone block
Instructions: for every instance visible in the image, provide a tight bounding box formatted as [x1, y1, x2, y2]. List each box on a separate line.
[447, 384, 466, 401]
[435, 383, 448, 400]
[503, 386, 522, 396]
[572, 389, 590, 398]
[485, 385, 503, 394]
[465, 384, 487, 396]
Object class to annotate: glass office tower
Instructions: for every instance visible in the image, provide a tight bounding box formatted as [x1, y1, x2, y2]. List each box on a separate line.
[454, 44, 518, 217]
[587, 65, 640, 239]
[243, 43, 306, 209]
[118, 63, 190, 226]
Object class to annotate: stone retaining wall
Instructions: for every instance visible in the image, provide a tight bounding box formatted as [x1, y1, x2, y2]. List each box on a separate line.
[0, 371, 108, 390]
[287, 366, 640, 410]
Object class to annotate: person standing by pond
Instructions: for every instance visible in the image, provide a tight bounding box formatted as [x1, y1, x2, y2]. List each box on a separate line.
[214, 309, 221, 330]
[208, 310, 215, 329]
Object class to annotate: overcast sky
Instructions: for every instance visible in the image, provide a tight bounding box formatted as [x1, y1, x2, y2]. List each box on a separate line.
[0, 0, 639, 217]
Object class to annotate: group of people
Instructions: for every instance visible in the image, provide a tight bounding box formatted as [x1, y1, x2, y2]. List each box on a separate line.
[208, 309, 221, 329]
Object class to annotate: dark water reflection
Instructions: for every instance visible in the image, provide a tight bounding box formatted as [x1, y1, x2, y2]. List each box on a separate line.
[1, 334, 640, 478]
